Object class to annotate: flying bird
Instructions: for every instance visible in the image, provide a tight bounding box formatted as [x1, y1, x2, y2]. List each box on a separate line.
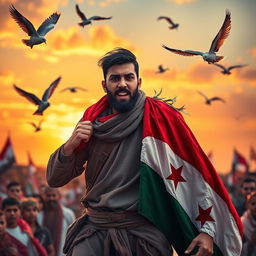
[197, 91, 226, 105]
[157, 16, 179, 30]
[162, 9, 231, 64]
[60, 87, 87, 93]
[29, 119, 44, 132]
[9, 4, 60, 48]
[213, 63, 247, 75]
[75, 4, 112, 27]
[13, 76, 61, 115]
[156, 65, 169, 74]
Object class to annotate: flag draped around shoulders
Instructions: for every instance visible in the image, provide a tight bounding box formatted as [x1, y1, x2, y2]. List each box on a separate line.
[0, 136, 16, 174]
[139, 97, 242, 256]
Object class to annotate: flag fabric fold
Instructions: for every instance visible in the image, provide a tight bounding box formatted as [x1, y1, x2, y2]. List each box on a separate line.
[80, 95, 242, 256]
[0, 136, 16, 174]
[139, 98, 242, 256]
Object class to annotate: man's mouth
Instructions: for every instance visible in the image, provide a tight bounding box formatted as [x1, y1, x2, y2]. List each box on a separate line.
[115, 89, 131, 97]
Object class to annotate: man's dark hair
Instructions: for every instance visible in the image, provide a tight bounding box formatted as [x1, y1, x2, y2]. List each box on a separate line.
[2, 197, 21, 210]
[7, 181, 20, 190]
[241, 177, 256, 186]
[98, 48, 139, 80]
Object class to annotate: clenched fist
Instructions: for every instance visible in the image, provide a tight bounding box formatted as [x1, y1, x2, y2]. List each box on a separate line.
[63, 120, 93, 155]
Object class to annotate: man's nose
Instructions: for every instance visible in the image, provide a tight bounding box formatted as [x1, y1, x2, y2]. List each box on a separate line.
[118, 77, 127, 87]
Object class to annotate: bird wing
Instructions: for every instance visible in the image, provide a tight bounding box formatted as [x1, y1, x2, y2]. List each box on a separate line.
[42, 76, 61, 101]
[29, 122, 37, 128]
[37, 12, 61, 36]
[157, 16, 175, 25]
[210, 97, 225, 103]
[75, 4, 87, 20]
[89, 16, 112, 21]
[213, 63, 225, 70]
[59, 87, 69, 92]
[209, 9, 231, 53]
[13, 84, 41, 105]
[9, 5, 37, 36]
[162, 45, 203, 56]
[75, 87, 87, 91]
[197, 91, 208, 100]
[38, 119, 44, 127]
[228, 64, 247, 71]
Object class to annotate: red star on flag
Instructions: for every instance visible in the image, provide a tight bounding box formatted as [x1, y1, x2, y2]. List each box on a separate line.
[195, 205, 215, 227]
[166, 164, 186, 189]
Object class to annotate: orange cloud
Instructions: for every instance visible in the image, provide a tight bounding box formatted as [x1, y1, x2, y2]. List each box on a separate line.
[186, 62, 217, 83]
[167, 0, 199, 4]
[0, 69, 21, 86]
[251, 48, 256, 59]
[48, 25, 136, 57]
[234, 67, 256, 87]
[87, 0, 127, 7]
[142, 68, 177, 80]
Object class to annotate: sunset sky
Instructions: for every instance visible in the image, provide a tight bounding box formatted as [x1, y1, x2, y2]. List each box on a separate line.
[0, 0, 255, 174]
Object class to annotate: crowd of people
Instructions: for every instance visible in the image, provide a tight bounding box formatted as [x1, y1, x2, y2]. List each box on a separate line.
[0, 181, 78, 256]
[0, 174, 255, 256]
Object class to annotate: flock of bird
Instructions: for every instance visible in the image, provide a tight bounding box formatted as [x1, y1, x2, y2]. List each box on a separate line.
[8, 4, 249, 132]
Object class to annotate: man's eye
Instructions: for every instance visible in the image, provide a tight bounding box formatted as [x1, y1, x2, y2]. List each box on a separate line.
[125, 75, 134, 81]
[110, 76, 119, 81]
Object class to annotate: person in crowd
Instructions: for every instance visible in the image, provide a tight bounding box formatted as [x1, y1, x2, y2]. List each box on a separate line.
[241, 191, 256, 256]
[37, 187, 75, 256]
[21, 198, 55, 256]
[2, 197, 47, 256]
[0, 210, 18, 256]
[232, 177, 256, 216]
[31, 193, 45, 213]
[6, 182, 24, 201]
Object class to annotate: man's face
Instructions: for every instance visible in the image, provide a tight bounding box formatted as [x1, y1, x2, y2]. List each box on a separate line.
[4, 205, 20, 227]
[22, 205, 38, 224]
[102, 63, 141, 113]
[0, 215, 6, 236]
[248, 196, 256, 218]
[241, 182, 256, 197]
[7, 185, 22, 200]
[44, 190, 59, 208]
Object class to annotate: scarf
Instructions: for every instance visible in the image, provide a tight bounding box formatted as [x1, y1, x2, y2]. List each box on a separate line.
[78, 92, 242, 256]
[43, 203, 63, 254]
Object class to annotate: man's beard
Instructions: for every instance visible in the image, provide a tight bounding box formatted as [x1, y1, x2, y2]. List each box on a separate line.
[106, 86, 139, 113]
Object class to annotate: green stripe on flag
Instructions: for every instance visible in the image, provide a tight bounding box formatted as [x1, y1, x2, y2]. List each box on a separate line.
[139, 162, 223, 256]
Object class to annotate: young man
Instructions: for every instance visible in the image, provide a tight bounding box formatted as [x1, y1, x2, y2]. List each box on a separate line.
[21, 198, 55, 256]
[2, 197, 47, 256]
[0, 210, 18, 256]
[37, 186, 75, 256]
[47, 48, 242, 256]
[241, 191, 256, 255]
[6, 182, 23, 201]
[232, 177, 256, 216]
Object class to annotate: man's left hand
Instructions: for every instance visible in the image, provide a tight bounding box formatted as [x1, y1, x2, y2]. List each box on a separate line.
[184, 232, 213, 256]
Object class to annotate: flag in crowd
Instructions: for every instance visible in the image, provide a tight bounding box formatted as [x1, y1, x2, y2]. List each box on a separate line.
[25, 151, 40, 196]
[228, 149, 250, 186]
[0, 136, 16, 174]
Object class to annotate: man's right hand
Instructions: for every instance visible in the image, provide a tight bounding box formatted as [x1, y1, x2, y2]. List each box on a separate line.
[63, 120, 93, 156]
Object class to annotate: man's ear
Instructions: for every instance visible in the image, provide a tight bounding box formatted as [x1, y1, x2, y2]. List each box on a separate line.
[138, 78, 142, 88]
[102, 81, 107, 92]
